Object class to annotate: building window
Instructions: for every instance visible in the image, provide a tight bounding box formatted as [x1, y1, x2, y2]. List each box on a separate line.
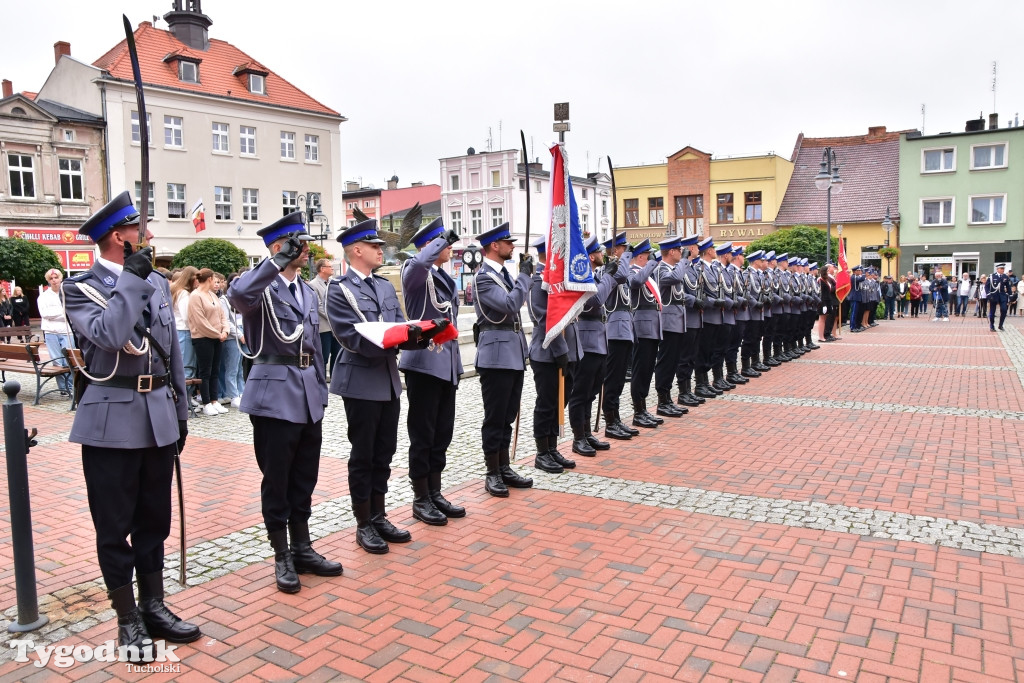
[346, 201, 357, 210]
[451, 210, 462, 234]
[134, 181, 155, 218]
[534, 180, 541, 193]
[212, 122, 229, 153]
[922, 147, 955, 173]
[995, 251, 1012, 264]
[582, 214, 589, 233]
[450, 174, 460, 191]
[648, 197, 664, 225]
[364, 200, 375, 208]
[491, 170, 500, 187]
[602, 200, 608, 217]
[491, 207, 503, 227]
[920, 197, 953, 226]
[242, 188, 259, 221]
[167, 183, 186, 218]
[63, 129, 74, 142]
[178, 60, 198, 83]
[716, 194, 734, 223]
[307, 192, 322, 218]
[164, 115, 183, 148]
[304, 134, 319, 162]
[248, 73, 265, 95]
[582, 188, 588, 200]
[131, 111, 151, 144]
[7, 154, 34, 198]
[744, 191, 763, 222]
[282, 190, 298, 216]
[58, 158, 83, 201]
[280, 131, 295, 159]
[624, 198, 639, 226]
[969, 195, 1005, 224]
[240, 126, 256, 155]
[214, 186, 232, 220]
[519, 179, 526, 190]
[674, 194, 704, 237]
[470, 209, 482, 235]
[971, 143, 1007, 170]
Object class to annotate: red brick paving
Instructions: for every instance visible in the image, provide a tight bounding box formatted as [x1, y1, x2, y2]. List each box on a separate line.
[1, 317, 1023, 681]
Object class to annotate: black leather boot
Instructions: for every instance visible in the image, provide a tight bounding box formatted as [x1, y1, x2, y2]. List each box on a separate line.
[428, 471, 465, 518]
[288, 519, 343, 576]
[108, 583, 151, 661]
[548, 436, 577, 468]
[571, 426, 597, 456]
[726, 360, 747, 384]
[499, 449, 534, 488]
[632, 398, 658, 427]
[353, 500, 388, 554]
[741, 357, 760, 378]
[712, 366, 732, 392]
[268, 528, 301, 593]
[695, 371, 718, 399]
[371, 493, 412, 543]
[411, 478, 448, 526]
[534, 436, 565, 472]
[484, 451, 509, 497]
[753, 355, 771, 371]
[585, 427, 610, 450]
[613, 412, 640, 435]
[656, 391, 685, 416]
[604, 414, 633, 440]
[137, 571, 202, 643]
[676, 378, 700, 406]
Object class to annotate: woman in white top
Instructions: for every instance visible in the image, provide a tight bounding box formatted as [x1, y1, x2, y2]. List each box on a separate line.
[957, 275, 972, 316]
[170, 266, 199, 378]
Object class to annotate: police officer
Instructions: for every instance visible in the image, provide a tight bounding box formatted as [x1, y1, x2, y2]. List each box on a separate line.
[695, 237, 729, 396]
[710, 241, 738, 390]
[64, 191, 199, 652]
[803, 262, 822, 350]
[228, 212, 341, 587]
[762, 251, 782, 364]
[725, 245, 753, 384]
[989, 263, 1012, 330]
[740, 250, 768, 375]
[473, 223, 535, 497]
[569, 236, 631, 448]
[628, 239, 664, 427]
[601, 232, 646, 438]
[652, 235, 690, 417]
[400, 218, 464, 525]
[673, 236, 705, 406]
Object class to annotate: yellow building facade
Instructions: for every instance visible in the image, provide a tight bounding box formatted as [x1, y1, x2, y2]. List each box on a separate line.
[613, 163, 669, 243]
[709, 155, 794, 244]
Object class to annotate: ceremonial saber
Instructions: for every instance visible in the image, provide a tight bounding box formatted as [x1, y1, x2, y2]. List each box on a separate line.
[125, 14, 185, 582]
[510, 131, 531, 460]
[594, 155, 617, 432]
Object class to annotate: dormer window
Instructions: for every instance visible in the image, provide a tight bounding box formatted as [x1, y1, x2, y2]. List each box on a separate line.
[249, 73, 265, 95]
[179, 60, 198, 83]
[233, 62, 270, 96]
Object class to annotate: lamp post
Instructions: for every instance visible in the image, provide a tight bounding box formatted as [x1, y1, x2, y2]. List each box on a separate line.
[814, 147, 843, 264]
[881, 206, 894, 277]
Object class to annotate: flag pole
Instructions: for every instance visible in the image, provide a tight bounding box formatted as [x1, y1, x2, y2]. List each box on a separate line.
[510, 131, 532, 461]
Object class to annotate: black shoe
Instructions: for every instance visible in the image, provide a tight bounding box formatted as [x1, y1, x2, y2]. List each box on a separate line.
[753, 361, 771, 371]
[999, 326, 1005, 331]
[869, 322, 879, 328]
[712, 378, 732, 392]
[411, 478, 448, 526]
[643, 409, 665, 424]
[109, 584, 151, 662]
[991, 326, 997, 332]
[727, 373, 748, 385]
[632, 412, 658, 428]
[677, 393, 700, 406]
[822, 336, 836, 342]
[534, 451, 564, 473]
[549, 447, 577, 468]
[695, 384, 718, 399]
[484, 452, 509, 497]
[371, 495, 412, 543]
[764, 357, 781, 367]
[741, 368, 760, 378]
[428, 471, 466, 518]
[499, 450, 534, 488]
[617, 420, 640, 436]
[353, 500, 388, 553]
[267, 529, 301, 592]
[135, 571, 203, 643]
[604, 423, 632, 440]
[572, 438, 597, 456]
[586, 433, 610, 450]
[656, 402, 686, 417]
[287, 521, 344, 576]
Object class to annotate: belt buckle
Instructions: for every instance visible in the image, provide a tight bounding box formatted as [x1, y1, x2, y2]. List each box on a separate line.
[298, 353, 311, 368]
[512, 321, 521, 333]
[137, 374, 153, 393]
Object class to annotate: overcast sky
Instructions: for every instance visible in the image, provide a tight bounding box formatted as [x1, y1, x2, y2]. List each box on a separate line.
[4, 0, 1023, 187]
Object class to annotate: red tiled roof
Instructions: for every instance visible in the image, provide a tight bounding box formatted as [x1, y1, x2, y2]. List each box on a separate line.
[93, 22, 340, 117]
[22, 92, 37, 101]
[776, 127, 907, 225]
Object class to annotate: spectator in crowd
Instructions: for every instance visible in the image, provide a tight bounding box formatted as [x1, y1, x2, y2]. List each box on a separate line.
[820, 262, 839, 341]
[38, 268, 73, 396]
[956, 273, 972, 316]
[975, 275, 989, 318]
[1010, 285, 1019, 317]
[217, 273, 245, 408]
[1010, 270, 1019, 288]
[0, 288, 13, 341]
[1018, 278, 1024, 315]
[920, 276, 930, 314]
[948, 275, 959, 316]
[306, 258, 340, 380]
[189, 268, 229, 416]
[897, 276, 909, 318]
[881, 275, 897, 321]
[931, 269, 950, 321]
[909, 276, 922, 317]
[170, 266, 199, 378]
[10, 286, 29, 340]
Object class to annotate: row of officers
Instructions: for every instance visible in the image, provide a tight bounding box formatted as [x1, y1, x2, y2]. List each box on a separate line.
[63, 191, 824, 654]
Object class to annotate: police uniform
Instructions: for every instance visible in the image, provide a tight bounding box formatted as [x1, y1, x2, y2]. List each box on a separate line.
[64, 191, 199, 651]
[849, 266, 865, 331]
[695, 237, 729, 395]
[674, 244, 706, 406]
[762, 251, 782, 364]
[628, 239, 664, 427]
[399, 218, 465, 524]
[227, 212, 340, 586]
[601, 232, 648, 436]
[740, 250, 769, 375]
[709, 242, 738, 391]
[473, 223, 534, 497]
[724, 245, 751, 385]
[652, 236, 691, 417]
[989, 264, 1012, 330]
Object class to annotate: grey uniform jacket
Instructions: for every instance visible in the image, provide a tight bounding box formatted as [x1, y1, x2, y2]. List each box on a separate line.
[603, 252, 649, 342]
[228, 259, 328, 423]
[657, 261, 689, 334]
[577, 258, 630, 355]
[778, 270, 794, 314]
[680, 261, 703, 331]
[744, 267, 765, 322]
[327, 269, 405, 401]
[730, 264, 751, 322]
[527, 267, 583, 363]
[631, 261, 662, 341]
[474, 260, 530, 371]
[698, 260, 724, 325]
[398, 236, 464, 385]
[64, 265, 187, 449]
[306, 275, 332, 334]
[719, 263, 737, 325]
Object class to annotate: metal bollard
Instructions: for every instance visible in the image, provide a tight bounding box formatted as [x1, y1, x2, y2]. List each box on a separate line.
[3, 381, 48, 633]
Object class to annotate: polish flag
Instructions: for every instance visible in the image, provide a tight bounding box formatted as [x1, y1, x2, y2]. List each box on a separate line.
[354, 319, 458, 349]
[835, 235, 851, 301]
[190, 199, 206, 233]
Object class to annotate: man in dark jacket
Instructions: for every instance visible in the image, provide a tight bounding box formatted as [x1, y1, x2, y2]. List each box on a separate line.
[931, 270, 950, 321]
[881, 275, 897, 321]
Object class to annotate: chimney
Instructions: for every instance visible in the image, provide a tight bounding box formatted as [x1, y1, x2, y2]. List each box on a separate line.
[2, 80, 12, 98]
[53, 41, 71, 65]
[164, 0, 213, 51]
[386, 175, 399, 190]
[965, 117, 985, 132]
[411, 182, 423, 187]
[867, 126, 887, 139]
[345, 181, 360, 192]
[989, 113, 999, 130]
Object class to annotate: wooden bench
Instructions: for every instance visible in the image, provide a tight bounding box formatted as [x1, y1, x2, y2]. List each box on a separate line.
[0, 326, 37, 343]
[0, 342, 71, 405]
[64, 348, 202, 415]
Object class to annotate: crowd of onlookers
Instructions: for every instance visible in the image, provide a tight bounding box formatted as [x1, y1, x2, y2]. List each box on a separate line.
[882, 269, 1021, 321]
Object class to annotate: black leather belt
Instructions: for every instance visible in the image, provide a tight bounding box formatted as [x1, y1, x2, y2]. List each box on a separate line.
[478, 322, 521, 333]
[580, 314, 607, 322]
[636, 304, 659, 311]
[88, 373, 170, 393]
[253, 353, 313, 368]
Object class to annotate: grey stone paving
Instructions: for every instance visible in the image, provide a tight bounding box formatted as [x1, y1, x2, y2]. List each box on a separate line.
[717, 393, 1024, 421]
[794, 359, 1011, 371]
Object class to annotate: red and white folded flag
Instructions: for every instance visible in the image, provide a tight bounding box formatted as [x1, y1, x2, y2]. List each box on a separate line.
[353, 319, 459, 349]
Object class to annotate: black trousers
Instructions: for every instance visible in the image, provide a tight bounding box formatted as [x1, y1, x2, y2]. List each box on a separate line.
[675, 327, 699, 389]
[192, 336, 221, 403]
[989, 296, 1009, 327]
[251, 415, 323, 530]
[697, 323, 723, 373]
[603, 339, 632, 417]
[319, 331, 342, 378]
[728, 320, 746, 365]
[82, 444, 175, 589]
[762, 315, 776, 357]
[824, 307, 837, 337]
[479, 368, 524, 454]
[742, 319, 763, 359]
[654, 331, 684, 396]
[532, 360, 569, 439]
[405, 370, 457, 480]
[342, 397, 399, 504]
[711, 323, 733, 366]
[568, 352, 605, 431]
[630, 337, 659, 405]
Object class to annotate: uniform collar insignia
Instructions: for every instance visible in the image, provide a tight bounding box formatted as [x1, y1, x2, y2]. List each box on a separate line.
[271, 280, 279, 290]
[102, 275, 115, 287]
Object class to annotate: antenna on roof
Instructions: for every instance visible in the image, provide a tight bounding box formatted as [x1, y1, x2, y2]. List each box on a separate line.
[921, 103, 926, 135]
[992, 61, 998, 112]
[152, 15, 159, 24]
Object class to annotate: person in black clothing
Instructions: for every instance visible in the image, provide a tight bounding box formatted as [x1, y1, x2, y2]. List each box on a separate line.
[10, 286, 29, 341]
[881, 275, 897, 321]
[820, 263, 840, 341]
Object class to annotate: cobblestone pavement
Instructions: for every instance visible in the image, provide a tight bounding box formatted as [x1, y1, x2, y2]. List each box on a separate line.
[1, 316, 1024, 680]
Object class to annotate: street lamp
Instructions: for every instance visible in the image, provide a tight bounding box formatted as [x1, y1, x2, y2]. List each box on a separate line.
[881, 206, 894, 277]
[814, 147, 842, 264]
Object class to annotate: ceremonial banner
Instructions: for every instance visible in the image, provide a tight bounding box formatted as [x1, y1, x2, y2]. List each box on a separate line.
[354, 319, 458, 349]
[541, 144, 596, 349]
[190, 199, 206, 233]
[835, 236, 851, 302]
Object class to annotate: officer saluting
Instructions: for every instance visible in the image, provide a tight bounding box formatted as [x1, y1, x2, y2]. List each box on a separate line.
[63, 191, 199, 652]
[228, 212, 340, 592]
[399, 218, 465, 524]
[989, 263, 1012, 331]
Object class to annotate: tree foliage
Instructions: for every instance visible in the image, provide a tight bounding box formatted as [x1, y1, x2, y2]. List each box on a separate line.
[746, 225, 840, 266]
[300, 241, 335, 280]
[171, 238, 249, 275]
[0, 237, 63, 287]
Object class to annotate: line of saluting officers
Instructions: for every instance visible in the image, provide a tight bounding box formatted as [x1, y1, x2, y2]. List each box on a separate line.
[64, 191, 826, 655]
